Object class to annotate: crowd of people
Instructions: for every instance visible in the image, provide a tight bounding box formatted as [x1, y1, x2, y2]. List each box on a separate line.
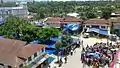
[81, 42, 118, 68]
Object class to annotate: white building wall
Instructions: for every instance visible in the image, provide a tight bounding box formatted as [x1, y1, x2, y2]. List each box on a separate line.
[23, 48, 45, 67]
[0, 6, 28, 19]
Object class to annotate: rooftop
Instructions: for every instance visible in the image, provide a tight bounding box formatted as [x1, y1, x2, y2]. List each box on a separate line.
[0, 6, 24, 10]
[110, 17, 120, 23]
[84, 18, 109, 26]
[67, 12, 79, 17]
[45, 17, 83, 24]
[0, 38, 45, 67]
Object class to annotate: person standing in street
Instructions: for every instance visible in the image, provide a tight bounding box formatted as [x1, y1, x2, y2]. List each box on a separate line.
[64, 56, 67, 63]
[71, 50, 73, 56]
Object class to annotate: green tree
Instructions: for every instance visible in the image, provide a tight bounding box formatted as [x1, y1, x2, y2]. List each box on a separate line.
[27, 1, 119, 19]
[55, 41, 62, 62]
[23, 65, 29, 68]
[36, 27, 59, 43]
[85, 12, 97, 19]
[20, 26, 38, 42]
[101, 6, 114, 19]
[61, 34, 72, 47]
[0, 16, 36, 42]
[34, 12, 45, 20]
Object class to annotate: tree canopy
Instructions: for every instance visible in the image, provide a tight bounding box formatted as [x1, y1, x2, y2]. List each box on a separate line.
[27, 1, 120, 19]
[36, 27, 59, 43]
[61, 34, 72, 47]
[0, 16, 59, 43]
[55, 41, 62, 53]
[0, 16, 36, 42]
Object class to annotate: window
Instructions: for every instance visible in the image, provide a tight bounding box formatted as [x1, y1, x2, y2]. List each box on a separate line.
[28, 57, 32, 61]
[86, 25, 89, 27]
[34, 52, 37, 58]
[19, 64, 23, 68]
[42, 48, 44, 52]
[92, 25, 99, 28]
[8, 66, 12, 68]
[101, 26, 105, 28]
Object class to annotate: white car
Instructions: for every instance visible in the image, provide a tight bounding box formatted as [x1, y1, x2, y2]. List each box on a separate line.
[83, 33, 89, 38]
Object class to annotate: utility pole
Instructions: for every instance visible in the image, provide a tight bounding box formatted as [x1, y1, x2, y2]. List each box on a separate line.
[1, 0, 4, 19]
[1, 0, 3, 3]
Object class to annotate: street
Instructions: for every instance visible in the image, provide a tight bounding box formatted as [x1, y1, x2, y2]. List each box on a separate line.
[50, 37, 112, 68]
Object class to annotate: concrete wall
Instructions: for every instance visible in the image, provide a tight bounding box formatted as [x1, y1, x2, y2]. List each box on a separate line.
[23, 48, 45, 67]
[46, 23, 61, 28]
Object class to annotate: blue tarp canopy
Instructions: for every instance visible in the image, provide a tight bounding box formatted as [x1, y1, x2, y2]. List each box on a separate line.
[100, 28, 108, 31]
[88, 28, 100, 33]
[63, 24, 80, 31]
[45, 37, 61, 48]
[45, 50, 56, 54]
[87, 28, 108, 36]
[45, 36, 63, 55]
[50, 36, 61, 42]
[30, 40, 39, 44]
[45, 44, 55, 48]
[99, 29, 108, 35]
[69, 24, 80, 31]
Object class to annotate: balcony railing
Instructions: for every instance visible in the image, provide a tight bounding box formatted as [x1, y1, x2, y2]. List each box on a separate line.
[28, 53, 47, 68]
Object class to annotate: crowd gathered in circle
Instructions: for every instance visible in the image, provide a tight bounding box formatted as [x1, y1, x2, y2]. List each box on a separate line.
[81, 42, 119, 68]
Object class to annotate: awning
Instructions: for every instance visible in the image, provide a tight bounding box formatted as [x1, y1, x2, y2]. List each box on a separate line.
[99, 29, 108, 35]
[63, 24, 80, 31]
[69, 24, 80, 31]
[88, 28, 99, 33]
[87, 28, 108, 36]
[31, 54, 49, 68]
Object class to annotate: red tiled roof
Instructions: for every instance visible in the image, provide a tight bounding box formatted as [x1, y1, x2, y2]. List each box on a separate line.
[110, 17, 120, 23]
[45, 17, 83, 24]
[0, 38, 45, 67]
[18, 44, 44, 59]
[45, 17, 63, 23]
[84, 19, 109, 26]
[62, 17, 83, 22]
[0, 38, 26, 67]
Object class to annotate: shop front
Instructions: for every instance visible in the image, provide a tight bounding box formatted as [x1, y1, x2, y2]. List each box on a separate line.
[86, 27, 108, 38]
[31, 53, 49, 68]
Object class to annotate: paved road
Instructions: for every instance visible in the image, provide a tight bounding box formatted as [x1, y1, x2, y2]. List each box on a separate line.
[56, 47, 92, 68]
[50, 37, 110, 68]
[60, 48, 86, 68]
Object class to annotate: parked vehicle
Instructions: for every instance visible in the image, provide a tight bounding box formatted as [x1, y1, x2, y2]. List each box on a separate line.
[83, 33, 89, 38]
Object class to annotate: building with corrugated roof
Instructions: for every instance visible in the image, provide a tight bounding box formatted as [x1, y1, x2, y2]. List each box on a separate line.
[0, 38, 49, 68]
[0, 2, 28, 19]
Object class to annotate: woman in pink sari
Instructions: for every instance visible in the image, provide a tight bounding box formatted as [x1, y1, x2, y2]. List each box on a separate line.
[110, 50, 120, 68]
